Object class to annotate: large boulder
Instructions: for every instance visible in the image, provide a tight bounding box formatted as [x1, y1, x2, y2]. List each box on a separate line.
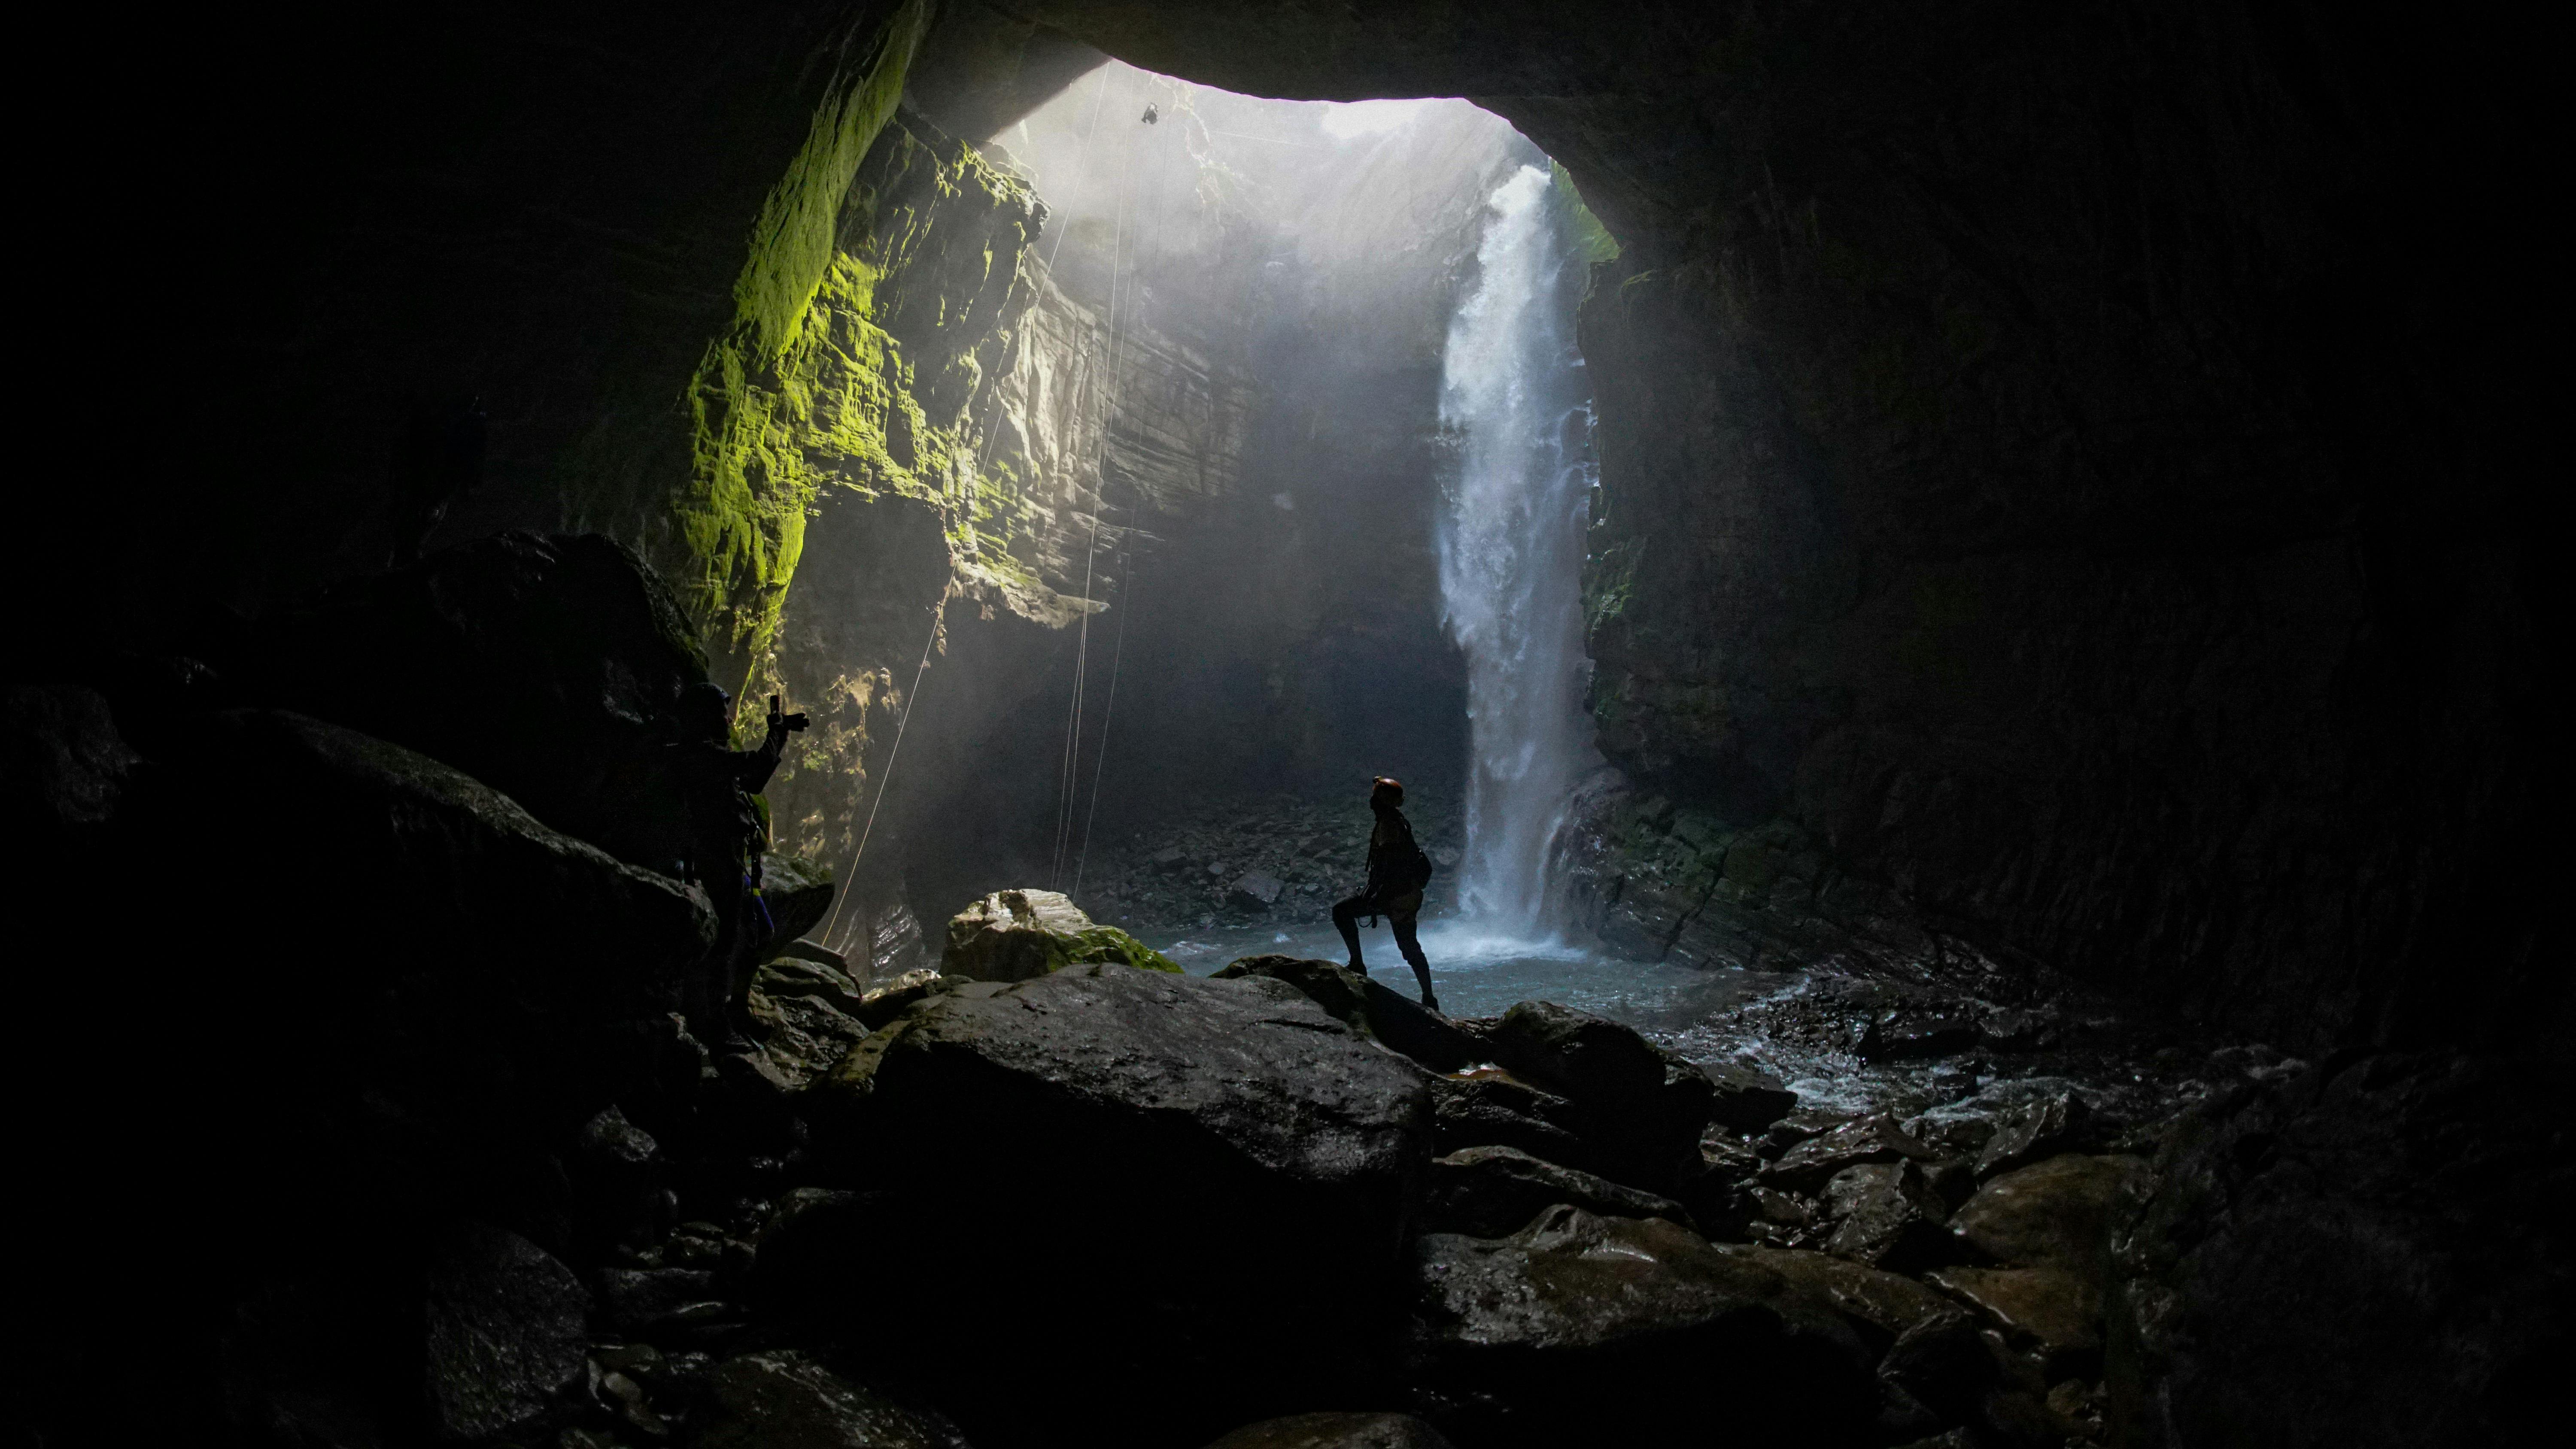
[1215, 956, 1479, 1071]
[942, 888, 1180, 981]
[746, 955, 876, 1089]
[1406, 1206, 1878, 1446]
[756, 853, 838, 957]
[422, 1225, 591, 1442]
[803, 965, 1437, 1446]
[2105, 1052, 2568, 1449]
[239, 531, 719, 870]
[1949, 1154, 2142, 1271]
[1426, 1070, 1598, 1175]
[1467, 1002, 1716, 1192]
[1422, 1145, 1696, 1238]
[17, 705, 718, 1446]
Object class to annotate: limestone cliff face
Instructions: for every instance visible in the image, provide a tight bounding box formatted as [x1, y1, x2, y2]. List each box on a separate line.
[718, 107, 1261, 954]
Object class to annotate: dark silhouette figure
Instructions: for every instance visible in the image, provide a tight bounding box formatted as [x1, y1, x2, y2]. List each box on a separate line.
[670, 684, 807, 1040]
[1140, 103, 1158, 125]
[1333, 775, 1438, 1011]
[389, 394, 488, 567]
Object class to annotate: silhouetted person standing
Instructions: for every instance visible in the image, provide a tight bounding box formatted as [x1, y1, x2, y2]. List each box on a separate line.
[1334, 776, 1438, 1011]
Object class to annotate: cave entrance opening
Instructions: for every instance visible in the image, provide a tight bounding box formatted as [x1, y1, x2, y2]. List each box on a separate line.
[787, 59, 1619, 980]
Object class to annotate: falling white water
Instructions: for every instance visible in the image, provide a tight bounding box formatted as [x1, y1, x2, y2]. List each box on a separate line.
[1439, 165, 1601, 937]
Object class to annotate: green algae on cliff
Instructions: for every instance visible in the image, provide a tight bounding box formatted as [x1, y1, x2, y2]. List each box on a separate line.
[684, 105, 1063, 694]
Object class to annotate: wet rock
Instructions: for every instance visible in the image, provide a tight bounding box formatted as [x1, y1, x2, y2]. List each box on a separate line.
[1858, 1007, 1983, 1063]
[942, 888, 1180, 982]
[1424, 1145, 1695, 1238]
[3, 683, 142, 837]
[1975, 1093, 2099, 1178]
[1203, 1413, 1455, 1449]
[1880, 1311, 1997, 1425]
[853, 967, 945, 1028]
[1703, 1061, 1800, 1131]
[1762, 1106, 1858, 1157]
[1747, 1246, 1963, 1346]
[422, 1225, 590, 1441]
[1215, 956, 1478, 1071]
[580, 1105, 663, 1171]
[1426, 1070, 1597, 1175]
[1407, 1207, 1875, 1446]
[1978, 1008, 2057, 1053]
[1473, 1001, 1716, 1191]
[2105, 1051, 2570, 1449]
[747, 956, 875, 1089]
[1671, 1129, 1765, 1239]
[1753, 1187, 1815, 1226]
[1924, 1267, 2102, 1378]
[1950, 1154, 2142, 1270]
[1762, 1115, 1942, 1193]
[774, 936, 854, 971]
[2045, 1378, 2107, 1442]
[595, 1267, 726, 1338]
[687, 1349, 970, 1449]
[810, 964, 1434, 1442]
[1820, 1162, 1959, 1272]
[753, 854, 836, 959]
[1228, 871, 1286, 908]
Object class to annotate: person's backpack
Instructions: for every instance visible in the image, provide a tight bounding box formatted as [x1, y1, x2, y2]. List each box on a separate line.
[1391, 834, 1434, 893]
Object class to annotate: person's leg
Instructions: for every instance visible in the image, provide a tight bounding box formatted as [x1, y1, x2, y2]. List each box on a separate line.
[1393, 909, 1434, 1011]
[1331, 895, 1372, 973]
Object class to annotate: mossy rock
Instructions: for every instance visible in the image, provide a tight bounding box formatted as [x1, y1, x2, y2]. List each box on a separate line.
[942, 888, 1180, 982]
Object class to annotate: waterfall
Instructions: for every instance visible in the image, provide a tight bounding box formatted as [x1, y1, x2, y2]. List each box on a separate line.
[1438, 164, 1599, 937]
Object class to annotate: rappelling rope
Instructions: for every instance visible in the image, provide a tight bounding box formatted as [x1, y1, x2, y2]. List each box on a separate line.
[1050, 71, 1150, 890]
[810, 70, 1117, 957]
[1071, 88, 1188, 898]
[817, 603, 942, 956]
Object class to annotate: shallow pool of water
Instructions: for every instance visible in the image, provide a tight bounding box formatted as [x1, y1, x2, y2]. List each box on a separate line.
[1157, 919, 1781, 1026]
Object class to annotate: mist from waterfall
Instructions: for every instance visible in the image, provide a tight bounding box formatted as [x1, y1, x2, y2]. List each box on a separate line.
[1439, 165, 1600, 937]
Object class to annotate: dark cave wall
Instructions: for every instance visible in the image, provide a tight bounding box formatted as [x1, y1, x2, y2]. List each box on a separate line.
[1009, 0, 2555, 1053]
[40, 1, 2552, 1051]
[46, 0, 937, 652]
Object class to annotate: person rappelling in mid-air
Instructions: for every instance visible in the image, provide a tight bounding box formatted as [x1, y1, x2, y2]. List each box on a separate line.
[1333, 776, 1439, 1012]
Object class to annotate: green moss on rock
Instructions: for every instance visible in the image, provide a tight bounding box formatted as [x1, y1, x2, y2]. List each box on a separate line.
[945, 888, 1182, 982]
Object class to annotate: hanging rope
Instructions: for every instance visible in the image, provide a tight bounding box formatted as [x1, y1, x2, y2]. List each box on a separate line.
[1050, 73, 1148, 891]
[816, 603, 942, 958]
[810, 71, 1118, 955]
[1071, 94, 1187, 897]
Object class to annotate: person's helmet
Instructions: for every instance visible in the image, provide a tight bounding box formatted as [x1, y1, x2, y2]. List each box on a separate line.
[677, 681, 732, 741]
[1370, 776, 1404, 807]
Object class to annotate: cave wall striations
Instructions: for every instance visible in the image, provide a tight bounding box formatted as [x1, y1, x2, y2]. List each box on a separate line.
[1008, 1, 2551, 1055]
[708, 105, 1257, 938]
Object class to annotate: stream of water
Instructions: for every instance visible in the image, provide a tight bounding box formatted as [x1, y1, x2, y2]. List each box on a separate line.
[1437, 165, 1600, 937]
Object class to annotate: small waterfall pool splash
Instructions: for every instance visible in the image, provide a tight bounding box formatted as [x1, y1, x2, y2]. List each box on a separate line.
[1438, 165, 1600, 938]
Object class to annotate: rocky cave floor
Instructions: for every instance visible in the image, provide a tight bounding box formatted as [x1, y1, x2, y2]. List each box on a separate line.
[602, 794, 2305, 1449]
[35, 540, 2549, 1448]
